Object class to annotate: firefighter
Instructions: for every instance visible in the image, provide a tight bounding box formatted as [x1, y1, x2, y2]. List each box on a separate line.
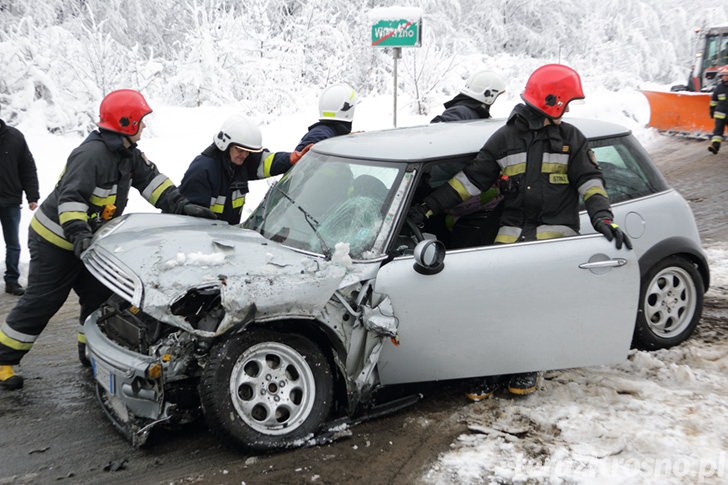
[708, 66, 728, 154]
[0, 89, 216, 391]
[180, 115, 311, 225]
[409, 64, 632, 400]
[429, 70, 507, 247]
[431, 70, 506, 123]
[295, 83, 358, 151]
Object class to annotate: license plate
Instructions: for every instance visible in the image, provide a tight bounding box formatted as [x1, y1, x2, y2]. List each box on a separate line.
[92, 357, 115, 395]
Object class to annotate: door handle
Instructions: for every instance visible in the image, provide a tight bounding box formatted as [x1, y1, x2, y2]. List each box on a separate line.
[579, 258, 628, 269]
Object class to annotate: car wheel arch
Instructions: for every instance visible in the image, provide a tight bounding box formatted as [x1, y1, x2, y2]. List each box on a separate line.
[637, 236, 710, 291]
[240, 319, 352, 413]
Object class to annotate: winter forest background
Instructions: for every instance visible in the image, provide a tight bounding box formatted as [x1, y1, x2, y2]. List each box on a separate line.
[1, 0, 728, 135]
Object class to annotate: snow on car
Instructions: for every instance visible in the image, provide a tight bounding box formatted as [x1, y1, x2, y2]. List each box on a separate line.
[81, 118, 709, 451]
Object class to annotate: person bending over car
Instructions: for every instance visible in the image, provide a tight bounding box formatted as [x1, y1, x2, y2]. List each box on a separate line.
[295, 83, 358, 152]
[180, 114, 311, 225]
[0, 89, 216, 391]
[409, 64, 632, 400]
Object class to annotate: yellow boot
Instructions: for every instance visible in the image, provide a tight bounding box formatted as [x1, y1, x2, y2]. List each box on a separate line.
[0, 365, 23, 390]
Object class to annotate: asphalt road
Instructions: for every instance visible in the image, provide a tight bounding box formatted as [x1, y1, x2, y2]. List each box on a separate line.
[0, 135, 726, 485]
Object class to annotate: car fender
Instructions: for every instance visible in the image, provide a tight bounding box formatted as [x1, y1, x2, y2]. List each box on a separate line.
[637, 236, 710, 291]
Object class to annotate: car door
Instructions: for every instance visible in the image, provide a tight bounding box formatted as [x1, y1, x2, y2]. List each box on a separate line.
[374, 234, 640, 385]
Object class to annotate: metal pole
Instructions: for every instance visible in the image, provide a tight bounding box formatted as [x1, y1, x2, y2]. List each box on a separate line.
[393, 47, 401, 128]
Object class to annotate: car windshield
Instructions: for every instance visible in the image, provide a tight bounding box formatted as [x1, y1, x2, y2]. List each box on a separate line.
[245, 152, 405, 259]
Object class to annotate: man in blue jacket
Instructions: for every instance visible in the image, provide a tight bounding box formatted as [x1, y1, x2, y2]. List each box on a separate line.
[295, 83, 357, 151]
[181, 115, 310, 225]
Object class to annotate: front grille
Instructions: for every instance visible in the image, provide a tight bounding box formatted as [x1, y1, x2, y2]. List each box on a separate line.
[97, 298, 165, 353]
[83, 247, 143, 306]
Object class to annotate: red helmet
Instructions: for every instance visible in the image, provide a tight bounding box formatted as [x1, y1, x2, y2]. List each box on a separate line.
[521, 64, 584, 119]
[97, 89, 152, 136]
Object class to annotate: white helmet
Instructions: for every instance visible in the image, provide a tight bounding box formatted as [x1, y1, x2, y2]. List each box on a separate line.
[460, 70, 506, 105]
[319, 83, 357, 122]
[214, 114, 263, 152]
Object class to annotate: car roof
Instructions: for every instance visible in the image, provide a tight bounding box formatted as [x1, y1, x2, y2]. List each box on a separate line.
[312, 117, 632, 162]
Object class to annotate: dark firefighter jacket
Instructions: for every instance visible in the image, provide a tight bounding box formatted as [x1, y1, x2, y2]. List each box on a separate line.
[179, 144, 294, 225]
[709, 79, 728, 119]
[31, 130, 186, 250]
[0, 119, 40, 207]
[425, 103, 613, 242]
[295, 120, 352, 151]
[430, 94, 491, 123]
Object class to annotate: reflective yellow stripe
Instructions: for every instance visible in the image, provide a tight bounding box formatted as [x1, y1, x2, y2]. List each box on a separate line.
[77, 332, 86, 344]
[715, 112, 727, 120]
[321, 111, 336, 118]
[58, 211, 89, 224]
[263, 153, 275, 177]
[149, 178, 174, 205]
[30, 216, 73, 250]
[210, 204, 224, 214]
[502, 163, 526, 177]
[89, 194, 116, 206]
[495, 234, 518, 244]
[0, 330, 33, 351]
[232, 195, 245, 209]
[583, 186, 608, 200]
[541, 162, 568, 174]
[448, 178, 471, 201]
[495, 226, 521, 244]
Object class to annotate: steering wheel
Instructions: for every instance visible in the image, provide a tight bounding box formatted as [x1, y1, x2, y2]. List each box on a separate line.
[405, 217, 424, 243]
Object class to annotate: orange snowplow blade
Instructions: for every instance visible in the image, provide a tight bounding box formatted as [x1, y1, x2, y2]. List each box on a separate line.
[641, 90, 713, 137]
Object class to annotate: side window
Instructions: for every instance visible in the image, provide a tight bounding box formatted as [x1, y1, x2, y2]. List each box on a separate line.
[587, 136, 656, 205]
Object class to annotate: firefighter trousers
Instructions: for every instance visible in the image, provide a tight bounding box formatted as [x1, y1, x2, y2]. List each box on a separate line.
[0, 230, 111, 365]
[712, 115, 727, 144]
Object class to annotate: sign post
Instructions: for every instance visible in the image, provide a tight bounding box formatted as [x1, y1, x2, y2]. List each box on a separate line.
[370, 8, 423, 127]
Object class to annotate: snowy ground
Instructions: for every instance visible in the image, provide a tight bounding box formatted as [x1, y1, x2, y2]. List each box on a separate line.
[5, 85, 727, 484]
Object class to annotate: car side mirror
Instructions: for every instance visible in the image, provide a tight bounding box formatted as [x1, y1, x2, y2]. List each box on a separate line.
[413, 239, 445, 275]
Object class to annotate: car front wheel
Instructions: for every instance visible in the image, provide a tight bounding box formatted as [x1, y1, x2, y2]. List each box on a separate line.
[633, 255, 704, 350]
[199, 329, 333, 452]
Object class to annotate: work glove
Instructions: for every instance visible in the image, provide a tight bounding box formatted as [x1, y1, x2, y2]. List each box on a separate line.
[73, 232, 93, 259]
[407, 202, 433, 227]
[594, 218, 632, 250]
[180, 203, 217, 220]
[290, 143, 313, 165]
[709, 106, 715, 119]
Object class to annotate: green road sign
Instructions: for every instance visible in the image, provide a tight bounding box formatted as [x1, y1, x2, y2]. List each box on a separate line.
[371, 19, 421, 47]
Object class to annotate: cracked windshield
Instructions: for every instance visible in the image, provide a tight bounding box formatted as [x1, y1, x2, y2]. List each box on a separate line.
[246, 153, 403, 258]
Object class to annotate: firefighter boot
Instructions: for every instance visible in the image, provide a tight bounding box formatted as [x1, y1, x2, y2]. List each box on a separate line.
[708, 141, 720, 154]
[0, 365, 23, 390]
[78, 342, 91, 367]
[508, 372, 538, 395]
[466, 375, 505, 401]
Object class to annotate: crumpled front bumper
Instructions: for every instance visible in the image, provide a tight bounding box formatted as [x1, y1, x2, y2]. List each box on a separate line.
[84, 311, 165, 421]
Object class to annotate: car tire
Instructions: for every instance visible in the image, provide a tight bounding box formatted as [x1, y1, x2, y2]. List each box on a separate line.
[199, 329, 333, 452]
[633, 255, 704, 350]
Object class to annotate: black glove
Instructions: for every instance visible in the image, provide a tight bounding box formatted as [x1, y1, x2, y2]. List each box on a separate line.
[407, 203, 432, 227]
[73, 233, 93, 259]
[594, 219, 632, 250]
[180, 203, 217, 220]
[709, 106, 715, 119]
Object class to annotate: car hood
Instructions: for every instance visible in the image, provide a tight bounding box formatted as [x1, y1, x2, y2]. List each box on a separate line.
[83, 213, 351, 335]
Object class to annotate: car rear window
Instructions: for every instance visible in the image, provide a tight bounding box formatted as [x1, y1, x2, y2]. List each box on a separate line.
[587, 134, 668, 205]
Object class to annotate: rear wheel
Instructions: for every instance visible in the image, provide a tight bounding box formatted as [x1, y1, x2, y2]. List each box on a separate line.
[199, 329, 333, 452]
[633, 256, 704, 350]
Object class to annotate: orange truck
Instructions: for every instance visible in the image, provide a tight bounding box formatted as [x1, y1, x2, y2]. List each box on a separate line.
[642, 25, 728, 137]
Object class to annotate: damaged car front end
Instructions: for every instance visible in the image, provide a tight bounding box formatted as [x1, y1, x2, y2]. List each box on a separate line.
[82, 152, 414, 451]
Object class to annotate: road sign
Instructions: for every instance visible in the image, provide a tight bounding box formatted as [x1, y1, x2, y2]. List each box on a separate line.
[371, 19, 421, 47]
